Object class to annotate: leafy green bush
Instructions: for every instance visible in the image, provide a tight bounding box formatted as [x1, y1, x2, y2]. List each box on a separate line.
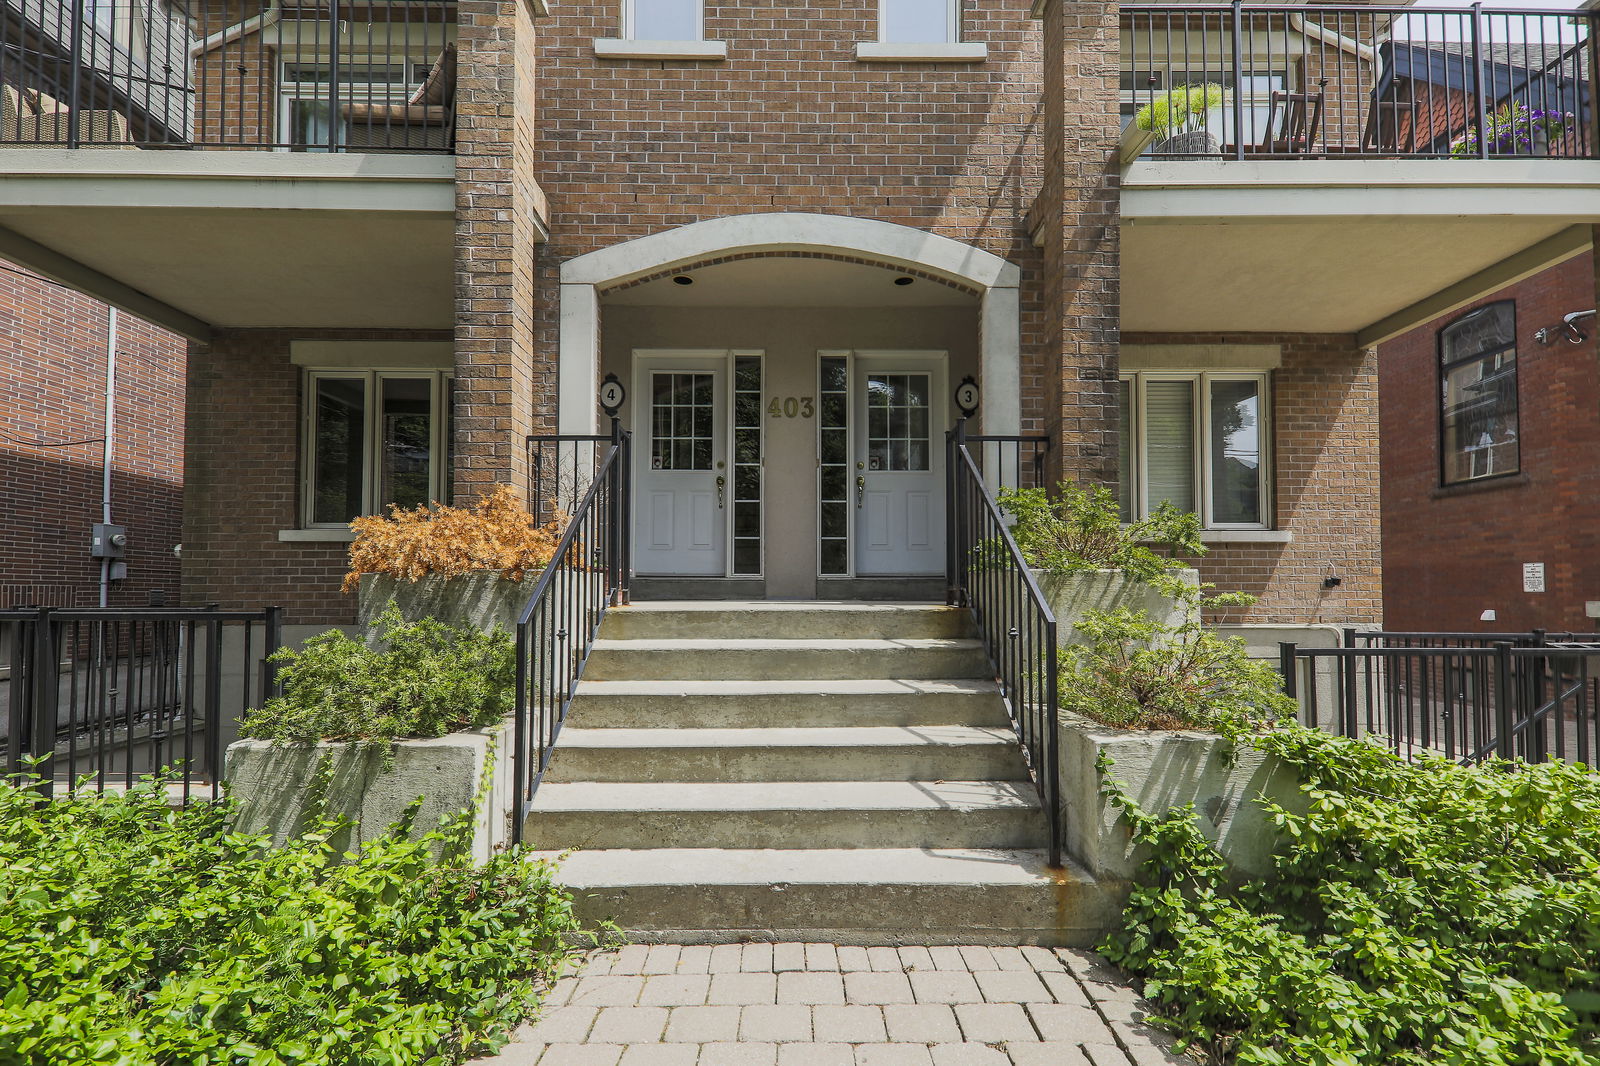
[1135, 83, 1226, 139]
[1101, 726, 1600, 1065]
[0, 773, 587, 1064]
[246, 604, 515, 744]
[1061, 605, 1294, 730]
[998, 483, 1203, 586]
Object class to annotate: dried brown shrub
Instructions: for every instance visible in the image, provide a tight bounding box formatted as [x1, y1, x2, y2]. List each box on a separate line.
[342, 485, 563, 593]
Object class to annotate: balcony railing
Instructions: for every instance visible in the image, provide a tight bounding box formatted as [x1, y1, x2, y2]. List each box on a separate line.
[1123, 3, 1597, 161]
[0, 0, 455, 152]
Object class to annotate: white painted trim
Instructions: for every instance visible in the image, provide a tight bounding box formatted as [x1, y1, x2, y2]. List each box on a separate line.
[558, 284, 602, 435]
[291, 341, 453, 368]
[593, 38, 726, 59]
[278, 528, 357, 543]
[562, 213, 1020, 290]
[855, 42, 986, 62]
[980, 286, 1021, 436]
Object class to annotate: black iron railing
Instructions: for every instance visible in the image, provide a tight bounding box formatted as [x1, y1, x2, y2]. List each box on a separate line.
[1124, 4, 1597, 160]
[510, 421, 630, 845]
[1, 604, 282, 801]
[1280, 629, 1600, 765]
[946, 420, 1062, 866]
[0, 0, 456, 151]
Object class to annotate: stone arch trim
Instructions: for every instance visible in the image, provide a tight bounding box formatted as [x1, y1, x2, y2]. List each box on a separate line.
[558, 213, 1021, 435]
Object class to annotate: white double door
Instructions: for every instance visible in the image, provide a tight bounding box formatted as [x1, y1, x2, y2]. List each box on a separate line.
[633, 354, 729, 577]
[852, 354, 946, 577]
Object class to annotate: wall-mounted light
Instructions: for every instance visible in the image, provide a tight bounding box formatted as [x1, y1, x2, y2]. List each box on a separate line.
[1534, 308, 1594, 346]
[672, 275, 694, 286]
[1322, 576, 1342, 590]
[894, 276, 915, 287]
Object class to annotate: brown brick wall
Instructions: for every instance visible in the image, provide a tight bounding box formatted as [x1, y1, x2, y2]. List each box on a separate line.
[182, 328, 451, 625]
[1123, 331, 1384, 625]
[1379, 254, 1600, 633]
[0, 263, 185, 607]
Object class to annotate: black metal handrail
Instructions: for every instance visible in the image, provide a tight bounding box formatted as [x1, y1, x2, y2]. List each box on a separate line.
[1, 603, 282, 801]
[510, 420, 630, 845]
[1124, 3, 1597, 160]
[1280, 632, 1600, 766]
[946, 420, 1062, 866]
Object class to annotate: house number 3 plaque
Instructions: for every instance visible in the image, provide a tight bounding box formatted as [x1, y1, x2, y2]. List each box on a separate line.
[766, 396, 815, 419]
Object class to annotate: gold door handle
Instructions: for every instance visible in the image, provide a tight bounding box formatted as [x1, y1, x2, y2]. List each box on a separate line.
[716, 475, 726, 508]
[856, 475, 866, 508]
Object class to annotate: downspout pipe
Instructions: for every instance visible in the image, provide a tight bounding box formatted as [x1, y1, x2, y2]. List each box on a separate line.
[1290, 12, 1376, 65]
[190, 0, 281, 58]
[99, 308, 116, 608]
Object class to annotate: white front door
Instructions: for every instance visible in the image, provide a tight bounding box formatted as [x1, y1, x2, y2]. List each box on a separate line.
[634, 356, 728, 576]
[853, 355, 946, 576]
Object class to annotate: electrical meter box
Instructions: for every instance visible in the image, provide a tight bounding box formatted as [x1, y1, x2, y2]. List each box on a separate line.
[90, 523, 127, 559]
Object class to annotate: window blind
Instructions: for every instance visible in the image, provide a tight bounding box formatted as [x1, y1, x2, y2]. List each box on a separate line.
[1144, 380, 1196, 514]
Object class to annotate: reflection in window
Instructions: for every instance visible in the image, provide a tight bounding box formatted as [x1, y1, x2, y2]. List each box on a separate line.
[1209, 380, 1261, 524]
[1440, 302, 1519, 485]
[733, 356, 763, 576]
[818, 357, 850, 576]
[882, 0, 956, 43]
[305, 370, 451, 526]
[865, 373, 931, 472]
[380, 377, 433, 511]
[629, 0, 701, 41]
[651, 372, 715, 471]
[312, 377, 366, 525]
[1120, 372, 1270, 528]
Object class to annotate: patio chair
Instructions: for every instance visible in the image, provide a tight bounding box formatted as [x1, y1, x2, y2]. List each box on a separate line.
[1259, 89, 1324, 155]
[1361, 99, 1418, 154]
[0, 84, 133, 147]
[340, 42, 456, 151]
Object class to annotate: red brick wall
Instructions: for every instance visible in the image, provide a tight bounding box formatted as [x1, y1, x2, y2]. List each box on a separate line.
[0, 263, 185, 607]
[1379, 255, 1600, 633]
[182, 328, 451, 625]
[1123, 332, 1384, 625]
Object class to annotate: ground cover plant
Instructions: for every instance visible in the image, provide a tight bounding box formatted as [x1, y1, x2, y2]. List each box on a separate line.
[0, 773, 587, 1065]
[244, 604, 514, 746]
[1102, 724, 1600, 1065]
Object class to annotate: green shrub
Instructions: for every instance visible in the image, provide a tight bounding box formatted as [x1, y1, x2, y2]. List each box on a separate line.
[246, 604, 515, 744]
[0, 772, 588, 1064]
[998, 483, 1203, 587]
[1100, 726, 1600, 1065]
[1060, 605, 1294, 730]
[1135, 83, 1227, 139]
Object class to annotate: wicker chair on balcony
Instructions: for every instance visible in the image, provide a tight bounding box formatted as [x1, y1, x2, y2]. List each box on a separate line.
[1361, 99, 1419, 154]
[1, 85, 133, 147]
[340, 42, 456, 151]
[1259, 89, 1324, 155]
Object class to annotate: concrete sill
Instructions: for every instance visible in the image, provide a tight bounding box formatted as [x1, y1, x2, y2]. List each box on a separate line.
[855, 42, 988, 62]
[1199, 530, 1294, 545]
[1430, 473, 1530, 499]
[278, 528, 357, 543]
[593, 38, 727, 60]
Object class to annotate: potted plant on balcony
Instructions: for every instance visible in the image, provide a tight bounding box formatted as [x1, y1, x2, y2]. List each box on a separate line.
[1134, 83, 1226, 156]
[1451, 101, 1574, 157]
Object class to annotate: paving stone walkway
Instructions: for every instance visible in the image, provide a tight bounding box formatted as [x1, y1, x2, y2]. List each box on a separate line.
[472, 943, 1187, 1066]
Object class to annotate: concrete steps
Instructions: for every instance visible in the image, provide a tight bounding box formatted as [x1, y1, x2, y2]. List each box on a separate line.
[528, 601, 1111, 946]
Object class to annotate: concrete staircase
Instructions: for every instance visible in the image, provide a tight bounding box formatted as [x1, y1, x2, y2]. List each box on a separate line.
[527, 601, 1114, 945]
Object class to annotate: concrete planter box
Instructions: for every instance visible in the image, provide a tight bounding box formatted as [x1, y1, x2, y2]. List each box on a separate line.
[358, 572, 531, 635]
[225, 719, 515, 864]
[1057, 709, 1304, 885]
[1033, 568, 1198, 647]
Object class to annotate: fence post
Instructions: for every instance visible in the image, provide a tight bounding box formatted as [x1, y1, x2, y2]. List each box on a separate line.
[946, 418, 966, 607]
[261, 605, 283, 704]
[1470, 2, 1490, 159]
[29, 608, 57, 794]
[1493, 640, 1515, 761]
[1231, 0, 1246, 160]
[1587, 12, 1600, 158]
[608, 417, 623, 605]
[66, 0, 84, 148]
[327, 0, 342, 152]
[1044, 618, 1062, 868]
[621, 429, 633, 604]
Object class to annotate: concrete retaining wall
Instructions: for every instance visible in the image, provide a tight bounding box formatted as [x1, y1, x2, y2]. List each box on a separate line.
[1034, 568, 1199, 646]
[358, 572, 531, 635]
[225, 719, 515, 863]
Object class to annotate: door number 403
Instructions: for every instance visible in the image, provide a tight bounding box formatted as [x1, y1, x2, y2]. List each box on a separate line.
[767, 396, 815, 419]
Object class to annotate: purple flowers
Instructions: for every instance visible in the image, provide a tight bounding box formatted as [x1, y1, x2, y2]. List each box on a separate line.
[1452, 102, 1574, 156]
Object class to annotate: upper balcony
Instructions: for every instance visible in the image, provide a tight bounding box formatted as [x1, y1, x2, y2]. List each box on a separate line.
[1118, 4, 1600, 341]
[0, 0, 463, 337]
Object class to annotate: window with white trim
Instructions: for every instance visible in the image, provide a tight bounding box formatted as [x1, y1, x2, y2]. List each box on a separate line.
[881, 0, 958, 44]
[625, 0, 703, 41]
[303, 370, 454, 527]
[280, 59, 432, 152]
[1119, 371, 1271, 528]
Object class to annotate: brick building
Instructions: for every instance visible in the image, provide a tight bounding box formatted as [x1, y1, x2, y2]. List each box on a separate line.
[1380, 254, 1600, 633]
[0, 1, 1595, 632]
[0, 261, 186, 608]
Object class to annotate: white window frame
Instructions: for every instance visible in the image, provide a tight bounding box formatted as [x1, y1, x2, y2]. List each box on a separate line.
[1121, 370, 1273, 531]
[300, 369, 453, 529]
[622, 0, 704, 42]
[879, 0, 960, 45]
[277, 57, 429, 152]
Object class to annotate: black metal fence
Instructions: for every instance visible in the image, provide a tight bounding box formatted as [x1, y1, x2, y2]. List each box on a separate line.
[511, 421, 630, 845]
[1124, 4, 1597, 160]
[1281, 629, 1600, 766]
[946, 421, 1062, 866]
[2, 604, 282, 801]
[0, 0, 456, 151]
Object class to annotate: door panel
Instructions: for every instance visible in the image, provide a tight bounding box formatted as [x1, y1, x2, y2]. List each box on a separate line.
[633, 359, 728, 577]
[852, 357, 946, 576]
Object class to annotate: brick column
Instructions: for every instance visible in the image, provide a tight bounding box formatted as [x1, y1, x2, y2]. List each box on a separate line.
[1038, 0, 1121, 489]
[453, 0, 541, 503]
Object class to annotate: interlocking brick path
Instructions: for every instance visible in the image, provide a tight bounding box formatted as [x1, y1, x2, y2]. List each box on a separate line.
[471, 944, 1188, 1066]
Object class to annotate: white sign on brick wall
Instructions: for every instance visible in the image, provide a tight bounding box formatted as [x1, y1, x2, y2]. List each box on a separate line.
[1523, 563, 1546, 593]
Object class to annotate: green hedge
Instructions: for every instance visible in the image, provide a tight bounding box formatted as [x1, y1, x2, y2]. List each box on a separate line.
[1101, 726, 1600, 1065]
[0, 775, 586, 1065]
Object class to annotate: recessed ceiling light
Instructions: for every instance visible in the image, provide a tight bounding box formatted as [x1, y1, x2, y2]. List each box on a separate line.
[894, 276, 915, 286]
[673, 275, 694, 286]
